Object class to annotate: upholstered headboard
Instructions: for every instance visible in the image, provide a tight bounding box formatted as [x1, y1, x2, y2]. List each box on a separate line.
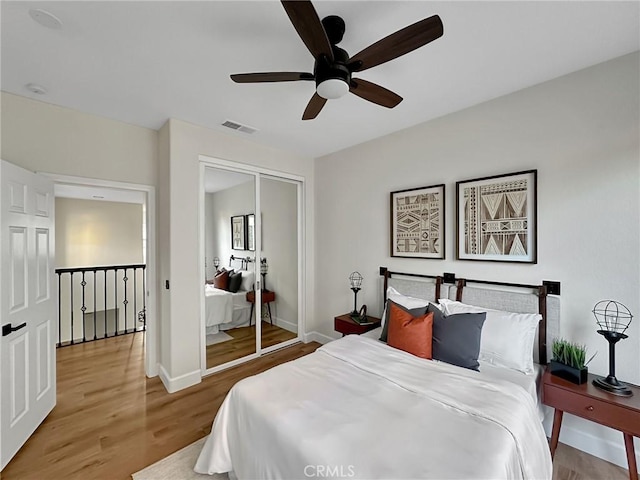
[381, 268, 560, 364]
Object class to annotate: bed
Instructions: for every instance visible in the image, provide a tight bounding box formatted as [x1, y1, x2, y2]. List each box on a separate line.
[204, 261, 255, 334]
[195, 269, 559, 479]
[204, 285, 252, 333]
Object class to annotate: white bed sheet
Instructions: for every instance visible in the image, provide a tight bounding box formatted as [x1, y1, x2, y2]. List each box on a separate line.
[362, 326, 545, 417]
[195, 334, 552, 479]
[204, 286, 251, 330]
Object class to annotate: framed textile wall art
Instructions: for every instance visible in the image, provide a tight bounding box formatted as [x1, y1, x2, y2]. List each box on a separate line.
[456, 170, 537, 263]
[231, 215, 246, 250]
[390, 184, 445, 259]
[246, 214, 255, 251]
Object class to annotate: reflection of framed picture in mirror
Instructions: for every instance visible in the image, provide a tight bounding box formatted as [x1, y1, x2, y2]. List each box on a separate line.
[246, 214, 255, 251]
[231, 215, 246, 250]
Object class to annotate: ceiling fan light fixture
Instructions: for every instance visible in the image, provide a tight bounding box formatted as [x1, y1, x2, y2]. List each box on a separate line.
[316, 78, 349, 100]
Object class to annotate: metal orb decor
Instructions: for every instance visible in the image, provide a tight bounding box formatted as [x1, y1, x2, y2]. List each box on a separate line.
[592, 300, 633, 397]
[349, 271, 363, 316]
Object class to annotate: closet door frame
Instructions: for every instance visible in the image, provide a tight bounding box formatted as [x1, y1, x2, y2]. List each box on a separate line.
[199, 156, 305, 376]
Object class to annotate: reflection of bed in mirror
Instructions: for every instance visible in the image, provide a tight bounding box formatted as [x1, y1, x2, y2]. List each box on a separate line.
[204, 260, 255, 334]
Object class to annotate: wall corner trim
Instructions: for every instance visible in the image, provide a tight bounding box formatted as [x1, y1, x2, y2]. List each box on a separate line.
[158, 364, 201, 394]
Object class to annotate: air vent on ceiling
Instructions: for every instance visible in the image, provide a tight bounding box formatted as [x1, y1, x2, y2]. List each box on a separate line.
[221, 120, 258, 135]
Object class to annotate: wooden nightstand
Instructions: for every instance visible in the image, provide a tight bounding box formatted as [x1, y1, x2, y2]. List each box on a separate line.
[543, 370, 640, 480]
[334, 313, 381, 336]
[246, 290, 275, 326]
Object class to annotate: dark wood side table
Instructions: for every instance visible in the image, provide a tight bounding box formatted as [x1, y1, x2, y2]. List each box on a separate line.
[543, 370, 640, 480]
[334, 313, 381, 336]
[246, 290, 275, 326]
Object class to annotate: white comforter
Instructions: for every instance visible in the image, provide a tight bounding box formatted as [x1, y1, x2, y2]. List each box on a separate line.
[195, 335, 552, 479]
[204, 285, 233, 327]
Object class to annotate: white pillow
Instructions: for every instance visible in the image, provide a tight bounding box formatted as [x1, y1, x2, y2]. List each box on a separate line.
[438, 299, 541, 374]
[382, 287, 439, 328]
[238, 270, 255, 292]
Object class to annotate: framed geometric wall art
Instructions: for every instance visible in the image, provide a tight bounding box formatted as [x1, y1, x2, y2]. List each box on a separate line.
[246, 214, 255, 251]
[390, 184, 445, 259]
[231, 215, 246, 250]
[456, 170, 537, 263]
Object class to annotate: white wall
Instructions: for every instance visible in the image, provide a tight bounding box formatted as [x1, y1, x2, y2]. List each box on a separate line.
[1, 92, 157, 186]
[55, 198, 143, 268]
[315, 52, 640, 466]
[159, 118, 314, 392]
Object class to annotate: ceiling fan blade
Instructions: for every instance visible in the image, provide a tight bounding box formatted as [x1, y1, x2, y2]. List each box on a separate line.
[349, 78, 403, 108]
[348, 15, 443, 72]
[231, 72, 314, 83]
[302, 93, 327, 120]
[281, 1, 334, 61]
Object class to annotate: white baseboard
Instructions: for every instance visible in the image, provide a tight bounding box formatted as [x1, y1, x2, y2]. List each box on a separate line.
[543, 411, 639, 469]
[158, 364, 201, 393]
[272, 316, 298, 334]
[303, 331, 337, 345]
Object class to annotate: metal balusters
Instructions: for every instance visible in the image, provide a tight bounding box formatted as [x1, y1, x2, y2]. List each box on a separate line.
[81, 271, 87, 342]
[57, 272, 61, 346]
[133, 268, 137, 334]
[114, 268, 118, 336]
[93, 269, 97, 341]
[55, 264, 146, 347]
[123, 268, 128, 333]
[70, 271, 74, 345]
[104, 269, 108, 339]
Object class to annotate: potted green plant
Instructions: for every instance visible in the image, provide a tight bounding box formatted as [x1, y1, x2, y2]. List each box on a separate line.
[549, 338, 589, 384]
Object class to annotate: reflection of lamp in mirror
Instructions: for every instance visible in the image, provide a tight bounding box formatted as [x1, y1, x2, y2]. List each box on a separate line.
[213, 257, 220, 273]
[349, 271, 363, 317]
[592, 300, 633, 397]
[260, 258, 269, 291]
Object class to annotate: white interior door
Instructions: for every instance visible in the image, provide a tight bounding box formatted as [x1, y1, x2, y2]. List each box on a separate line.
[0, 160, 56, 469]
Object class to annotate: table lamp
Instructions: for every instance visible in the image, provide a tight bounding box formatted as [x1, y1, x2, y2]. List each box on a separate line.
[349, 271, 363, 317]
[592, 300, 633, 397]
[260, 258, 269, 291]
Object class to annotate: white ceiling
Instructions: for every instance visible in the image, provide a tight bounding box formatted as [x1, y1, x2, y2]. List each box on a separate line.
[2, 1, 638, 159]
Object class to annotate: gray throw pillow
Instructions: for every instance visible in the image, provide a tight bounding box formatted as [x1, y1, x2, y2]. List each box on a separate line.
[228, 270, 242, 293]
[379, 300, 429, 343]
[429, 304, 486, 371]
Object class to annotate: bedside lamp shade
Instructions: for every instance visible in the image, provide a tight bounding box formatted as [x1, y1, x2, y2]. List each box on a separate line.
[592, 300, 633, 397]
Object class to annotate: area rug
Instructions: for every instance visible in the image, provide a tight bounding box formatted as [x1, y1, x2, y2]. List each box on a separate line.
[131, 437, 228, 480]
[206, 331, 233, 346]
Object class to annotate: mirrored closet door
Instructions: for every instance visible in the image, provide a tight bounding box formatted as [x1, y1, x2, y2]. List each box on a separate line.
[202, 163, 303, 374]
[258, 175, 300, 351]
[203, 166, 257, 370]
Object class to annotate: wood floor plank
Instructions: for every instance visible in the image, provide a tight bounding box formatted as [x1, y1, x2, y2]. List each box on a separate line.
[1, 333, 318, 480]
[206, 321, 297, 368]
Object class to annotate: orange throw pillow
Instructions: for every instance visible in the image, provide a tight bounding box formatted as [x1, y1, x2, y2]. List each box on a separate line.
[213, 269, 230, 290]
[387, 302, 434, 359]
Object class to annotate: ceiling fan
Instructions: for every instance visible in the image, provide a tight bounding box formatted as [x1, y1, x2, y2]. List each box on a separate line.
[230, 1, 443, 120]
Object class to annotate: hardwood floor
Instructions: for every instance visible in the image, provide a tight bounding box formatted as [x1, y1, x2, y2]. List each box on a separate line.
[1, 333, 319, 480]
[206, 321, 298, 369]
[1, 333, 631, 480]
[553, 442, 629, 479]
